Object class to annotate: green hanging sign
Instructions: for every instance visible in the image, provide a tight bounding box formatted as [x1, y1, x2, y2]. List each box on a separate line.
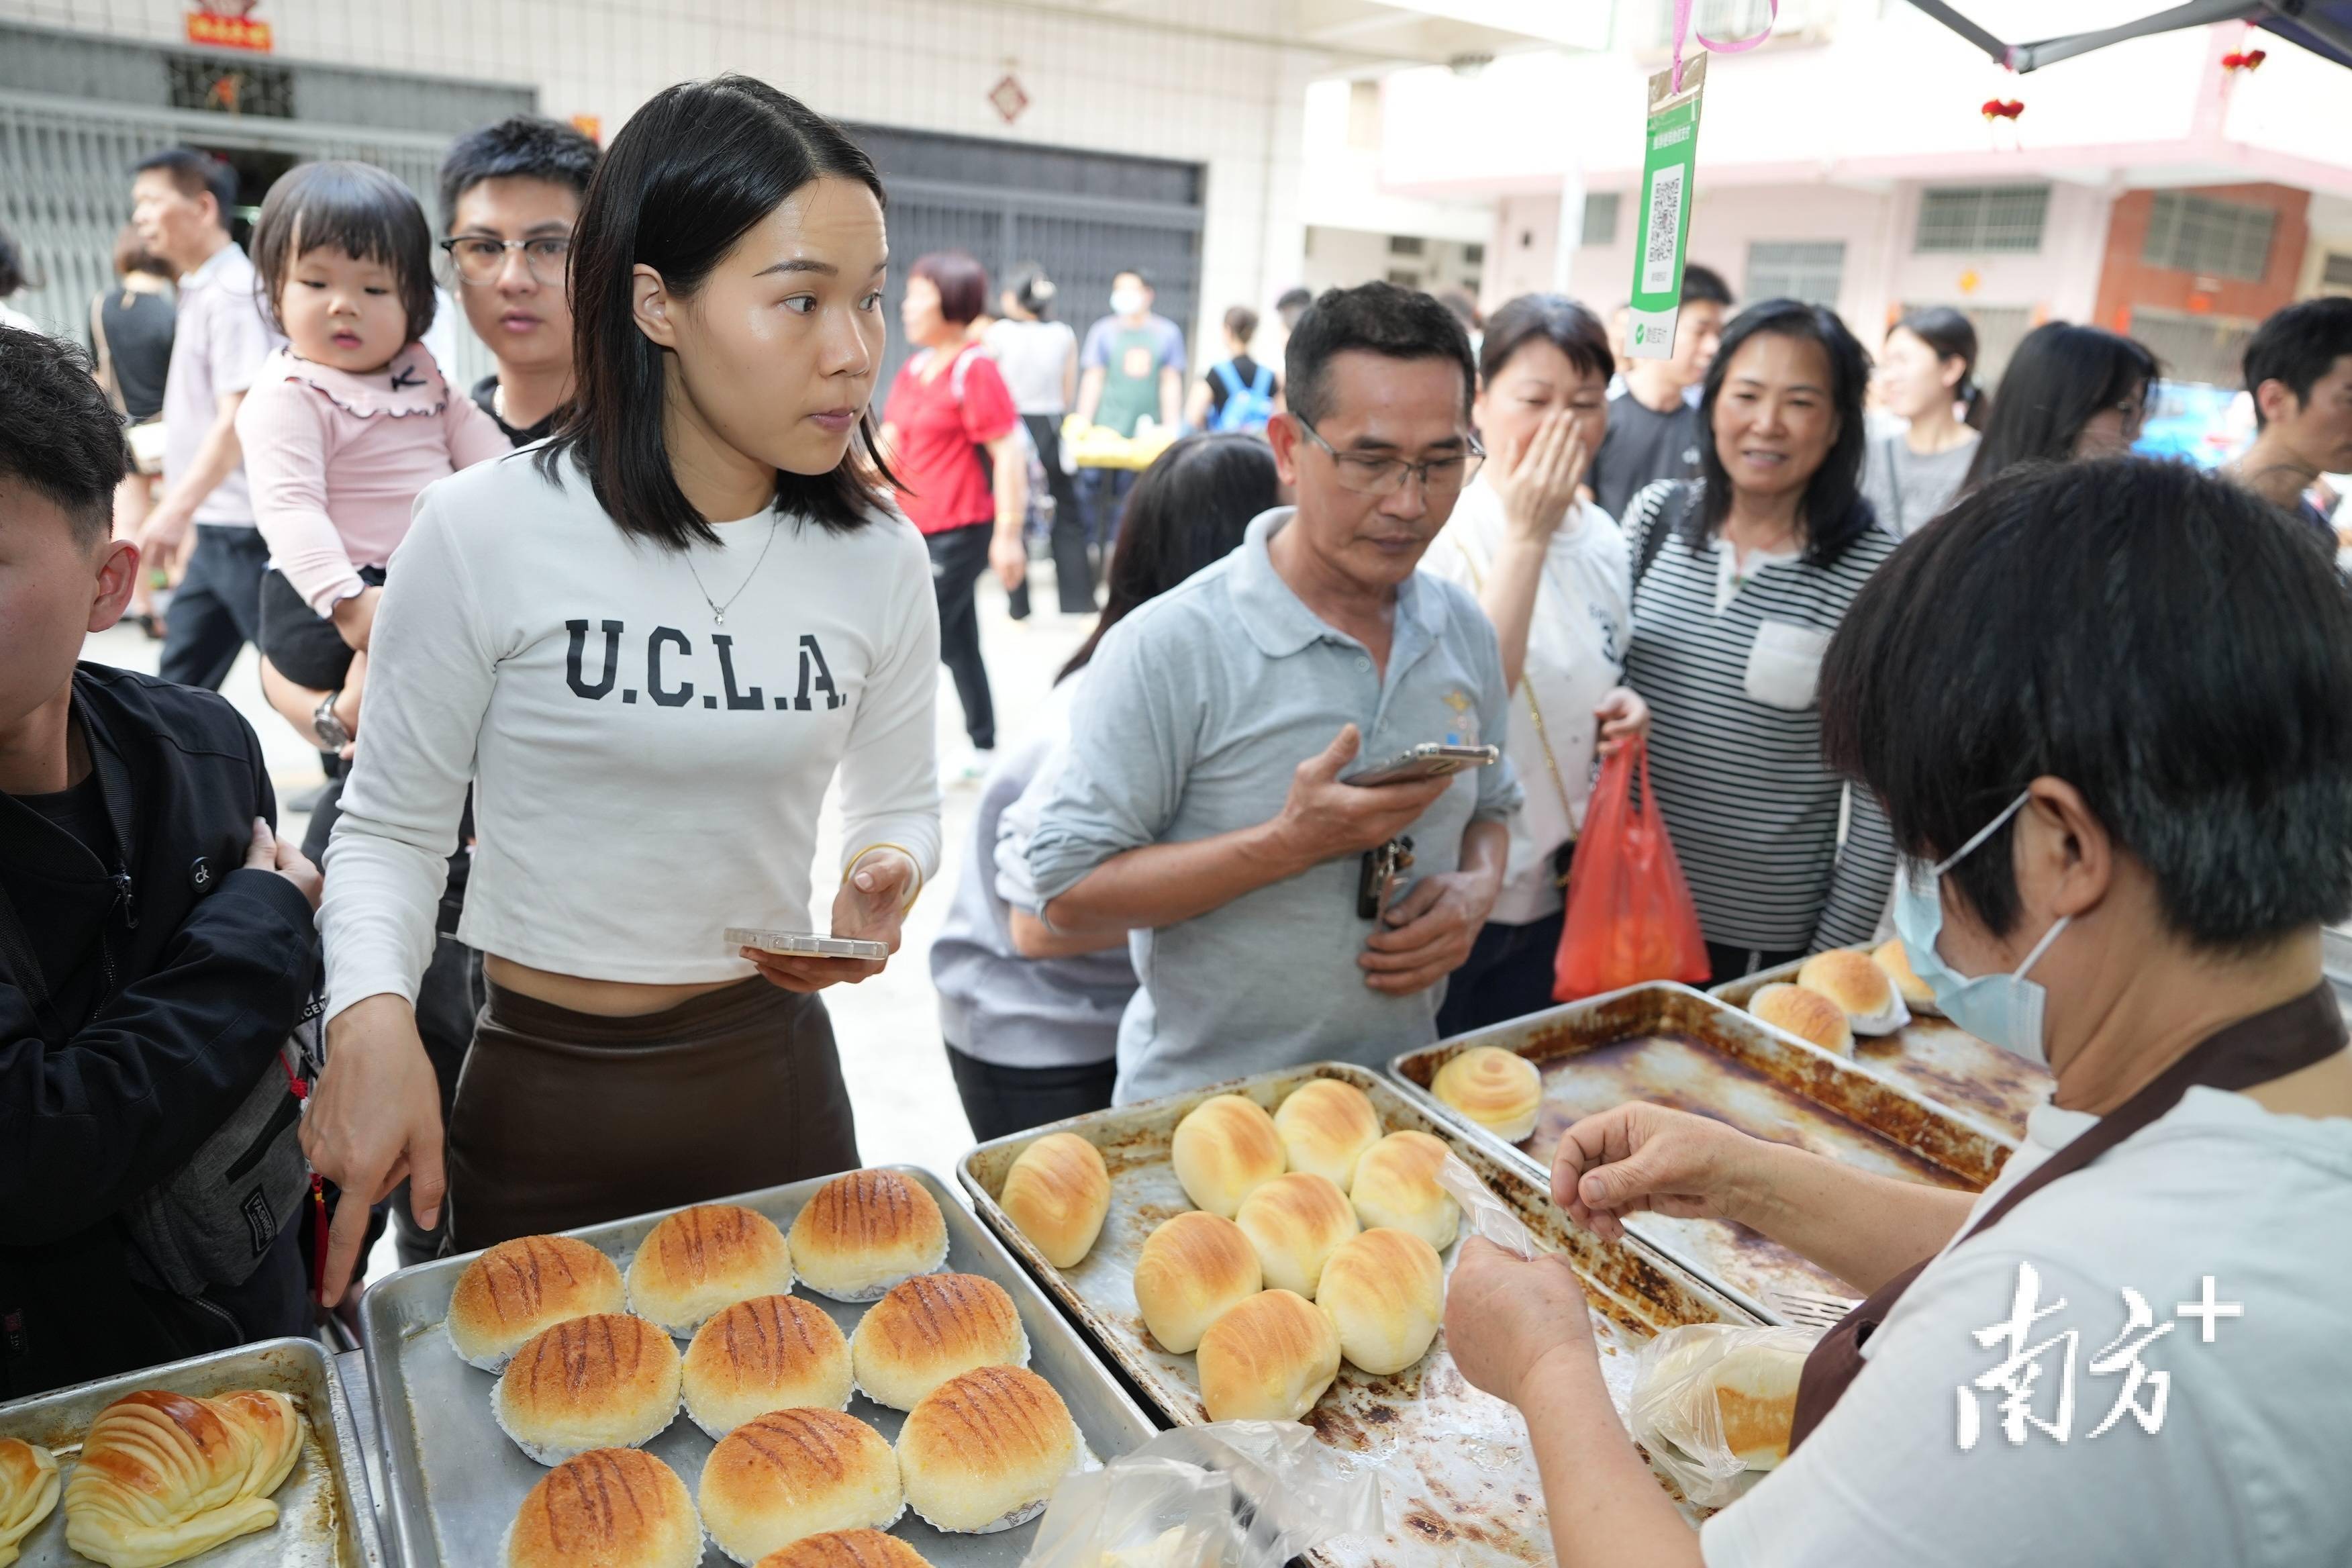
[1627, 52, 1706, 361]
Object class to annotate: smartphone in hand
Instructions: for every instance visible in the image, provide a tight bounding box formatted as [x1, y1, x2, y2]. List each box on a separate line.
[1342, 742, 1500, 787]
[725, 928, 889, 961]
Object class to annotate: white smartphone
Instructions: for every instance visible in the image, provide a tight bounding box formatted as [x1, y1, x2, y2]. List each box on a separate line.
[725, 927, 889, 962]
[1342, 742, 1501, 787]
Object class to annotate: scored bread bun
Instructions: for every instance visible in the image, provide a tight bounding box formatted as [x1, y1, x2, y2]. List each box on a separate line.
[1430, 1046, 1542, 1144]
[493, 1314, 683, 1467]
[999, 1133, 1110, 1269]
[789, 1171, 950, 1303]
[896, 1365, 1081, 1534]
[1196, 1289, 1340, 1424]
[682, 1295, 854, 1438]
[699, 1408, 902, 1567]
[1347, 1131, 1459, 1253]
[1132, 1211, 1262, 1355]
[850, 1273, 1030, 1412]
[1169, 1095, 1285, 1219]
[755, 1529, 935, 1568]
[626, 1205, 794, 1337]
[1232, 1173, 1359, 1300]
[1749, 983, 1855, 1058]
[1872, 938, 1941, 1015]
[448, 1234, 627, 1372]
[504, 1448, 701, 1568]
[1271, 1079, 1383, 1190]
[1316, 1228, 1444, 1376]
[1796, 949, 1906, 1034]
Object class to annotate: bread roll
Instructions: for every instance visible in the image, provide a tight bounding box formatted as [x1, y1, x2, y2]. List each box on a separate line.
[626, 1205, 794, 1336]
[62, 1389, 303, 1568]
[1232, 1173, 1359, 1300]
[1632, 1325, 1808, 1471]
[850, 1273, 1030, 1412]
[1131, 1211, 1262, 1354]
[1169, 1095, 1284, 1218]
[896, 1365, 1080, 1534]
[448, 1234, 628, 1371]
[494, 1314, 683, 1466]
[683, 1295, 854, 1438]
[504, 1449, 701, 1568]
[0, 1439, 58, 1568]
[1431, 1046, 1542, 1143]
[788, 1170, 950, 1302]
[1316, 1228, 1444, 1375]
[1749, 982, 1855, 1058]
[1796, 949, 1906, 1035]
[1872, 938, 1941, 1015]
[1271, 1079, 1382, 1189]
[756, 1530, 934, 1568]
[999, 1133, 1110, 1268]
[699, 1409, 902, 1566]
[1195, 1289, 1340, 1423]
[1346, 1131, 1459, 1252]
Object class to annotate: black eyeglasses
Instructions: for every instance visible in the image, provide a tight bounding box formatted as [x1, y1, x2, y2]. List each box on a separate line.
[440, 235, 571, 287]
[1295, 418, 1482, 497]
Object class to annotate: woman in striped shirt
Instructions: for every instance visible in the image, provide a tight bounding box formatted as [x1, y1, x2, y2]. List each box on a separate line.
[1619, 299, 1899, 981]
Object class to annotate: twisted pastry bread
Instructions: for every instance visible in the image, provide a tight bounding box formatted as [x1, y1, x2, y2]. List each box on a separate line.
[63, 1389, 303, 1568]
[0, 1438, 60, 1568]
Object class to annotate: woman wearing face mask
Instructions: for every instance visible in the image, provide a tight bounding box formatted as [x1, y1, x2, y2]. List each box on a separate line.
[1615, 299, 1900, 982]
[303, 77, 940, 1304]
[1963, 320, 2157, 491]
[1435, 457, 2352, 1567]
[1422, 295, 1647, 1032]
[1861, 307, 1982, 538]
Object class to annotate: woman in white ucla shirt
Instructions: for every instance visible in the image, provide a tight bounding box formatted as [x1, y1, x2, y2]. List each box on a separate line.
[302, 77, 940, 1302]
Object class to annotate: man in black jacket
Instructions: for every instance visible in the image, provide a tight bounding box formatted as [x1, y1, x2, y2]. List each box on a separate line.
[0, 326, 322, 1398]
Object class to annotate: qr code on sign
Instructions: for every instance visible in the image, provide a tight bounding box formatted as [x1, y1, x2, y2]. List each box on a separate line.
[1642, 164, 1683, 294]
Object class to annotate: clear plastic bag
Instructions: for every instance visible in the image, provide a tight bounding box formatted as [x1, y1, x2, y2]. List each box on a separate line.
[1624, 1322, 1820, 1508]
[1022, 1420, 1383, 1568]
[1434, 1153, 1549, 1260]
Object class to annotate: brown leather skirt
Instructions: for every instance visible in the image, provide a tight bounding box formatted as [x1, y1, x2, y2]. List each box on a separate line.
[444, 975, 859, 1251]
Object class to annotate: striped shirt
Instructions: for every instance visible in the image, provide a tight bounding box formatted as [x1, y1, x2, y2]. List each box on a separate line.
[1621, 480, 1899, 952]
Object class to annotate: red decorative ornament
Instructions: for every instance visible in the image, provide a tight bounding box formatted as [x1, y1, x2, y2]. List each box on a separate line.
[2220, 48, 2267, 70]
[1979, 97, 2026, 121]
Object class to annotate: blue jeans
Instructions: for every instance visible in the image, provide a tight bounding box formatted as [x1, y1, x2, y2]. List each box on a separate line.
[1078, 467, 1137, 562]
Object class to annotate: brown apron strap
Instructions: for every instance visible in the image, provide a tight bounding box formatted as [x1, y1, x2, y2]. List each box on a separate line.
[1787, 981, 2345, 1452]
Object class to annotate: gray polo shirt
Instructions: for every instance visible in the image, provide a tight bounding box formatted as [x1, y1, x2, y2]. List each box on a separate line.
[162, 242, 277, 528]
[1029, 507, 1522, 1105]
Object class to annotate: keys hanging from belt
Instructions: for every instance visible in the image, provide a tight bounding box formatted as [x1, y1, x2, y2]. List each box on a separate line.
[1357, 834, 1414, 921]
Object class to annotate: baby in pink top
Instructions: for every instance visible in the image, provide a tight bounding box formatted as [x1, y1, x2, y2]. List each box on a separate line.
[236, 160, 509, 753]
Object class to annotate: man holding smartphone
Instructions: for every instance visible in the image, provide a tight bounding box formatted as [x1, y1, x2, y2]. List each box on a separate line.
[1030, 284, 1520, 1104]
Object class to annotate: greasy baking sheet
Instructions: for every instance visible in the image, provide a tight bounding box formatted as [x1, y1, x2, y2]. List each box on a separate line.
[1711, 954, 2053, 1139]
[360, 1165, 1156, 1568]
[0, 1335, 385, 1568]
[1389, 983, 2017, 1323]
[959, 1062, 1759, 1568]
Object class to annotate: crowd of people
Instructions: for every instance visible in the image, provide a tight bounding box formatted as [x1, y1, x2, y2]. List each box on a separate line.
[3, 69, 2352, 1561]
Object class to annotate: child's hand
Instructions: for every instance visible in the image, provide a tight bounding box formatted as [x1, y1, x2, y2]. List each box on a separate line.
[332, 585, 384, 651]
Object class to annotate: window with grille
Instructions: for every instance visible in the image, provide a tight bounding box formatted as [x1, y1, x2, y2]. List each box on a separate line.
[2129, 306, 2256, 389]
[1387, 268, 1423, 287]
[1746, 241, 1845, 307]
[1389, 235, 1425, 256]
[1914, 185, 2050, 253]
[1581, 193, 1622, 248]
[2325, 252, 2352, 289]
[165, 56, 295, 118]
[1463, 242, 1485, 264]
[2141, 192, 2275, 281]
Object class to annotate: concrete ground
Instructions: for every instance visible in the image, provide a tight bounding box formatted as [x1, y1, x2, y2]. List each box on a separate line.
[83, 564, 1094, 1287]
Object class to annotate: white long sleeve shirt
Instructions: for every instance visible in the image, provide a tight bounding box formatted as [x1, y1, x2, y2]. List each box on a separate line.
[320, 451, 942, 1020]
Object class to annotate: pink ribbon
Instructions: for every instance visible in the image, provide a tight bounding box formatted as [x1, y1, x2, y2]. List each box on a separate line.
[1673, 0, 1781, 93]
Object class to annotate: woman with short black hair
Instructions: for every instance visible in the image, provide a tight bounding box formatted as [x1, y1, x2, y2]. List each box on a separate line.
[1863, 306, 1982, 537]
[1963, 320, 2157, 490]
[304, 77, 941, 1302]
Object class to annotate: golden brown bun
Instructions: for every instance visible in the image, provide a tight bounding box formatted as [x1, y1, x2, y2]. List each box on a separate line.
[699, 1409, 902, 1566]
[755, 1529, 934, 1568]
[683, 1295, 854, 1438]
[1195, 1289, 1340, 1424]
[1872, 938, 1939, 1014]
[494, 1314, 683, 1467]
[1346, 1131, 1459, 1252]
[1131, 1211, 1262, 1354]
[896, 1365, 1079, 1534]
[0, 1438, 59, 1568]
[1749, 983, 1855, 1057]
[504, 1449, 702, 1568]
[999, 1133, 1110, 1269]
[1430, 1046, 1542, 1143]
[1795, 950, 1895, 1021]
[1232, 1173, 1359, 1300]
[1169, 1095, 1285, 1218]
[625, 1205, 794, 1336]
[789, 1171, 950, 1302]
[448, 1234, 627, 1371]
[850, 1273, 1029, 1412]
[1271, 1079, 1383, 1189]
[62, 1389, 303, 1568]
[1316, 1228, 1444, 1375]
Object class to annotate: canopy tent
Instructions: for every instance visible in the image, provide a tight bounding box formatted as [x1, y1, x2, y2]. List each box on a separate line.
[1904, 0, 2352, 72]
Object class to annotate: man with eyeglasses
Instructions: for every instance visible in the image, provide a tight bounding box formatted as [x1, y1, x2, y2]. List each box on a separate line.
[1030, 283, 1522, 1105]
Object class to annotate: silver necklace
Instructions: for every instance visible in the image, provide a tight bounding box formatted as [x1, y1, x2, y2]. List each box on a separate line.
[683, 516, 779, 626]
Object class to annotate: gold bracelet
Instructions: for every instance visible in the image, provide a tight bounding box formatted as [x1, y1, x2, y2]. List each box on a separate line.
[846, 842, 925, 911]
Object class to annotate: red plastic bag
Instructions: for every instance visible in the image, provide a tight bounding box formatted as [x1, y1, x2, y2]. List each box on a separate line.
[1553, 735, 1710, 1001]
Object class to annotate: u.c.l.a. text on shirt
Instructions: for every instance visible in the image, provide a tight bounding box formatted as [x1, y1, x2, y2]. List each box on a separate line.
[563, 619, 846, 712]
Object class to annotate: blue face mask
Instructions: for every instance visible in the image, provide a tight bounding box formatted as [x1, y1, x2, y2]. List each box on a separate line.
[1891, 790, 2071, 1066]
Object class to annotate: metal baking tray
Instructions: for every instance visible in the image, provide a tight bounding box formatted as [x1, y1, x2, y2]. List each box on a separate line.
[360, 1165, 1158, 1568]
[959, 1061, 1759, 1568]
[1711, 952, 2053, 1139]
[0, 1335, 386, 1568]
[1389, 983, 2016, 1324]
